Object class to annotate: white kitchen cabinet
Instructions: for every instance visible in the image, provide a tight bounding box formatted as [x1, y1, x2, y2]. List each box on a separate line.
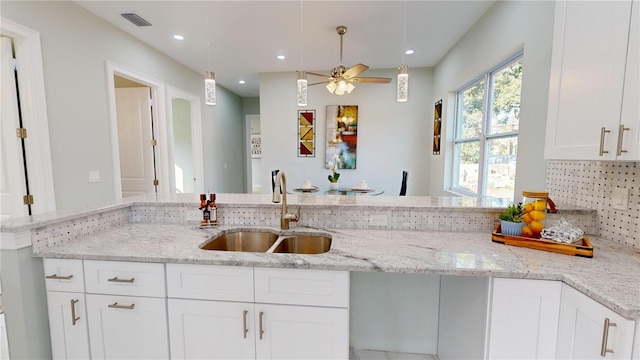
[254, 303, 348, 359]
[545, 0, 638, 160]
[86, 294, 169, 359]
[619, 0, 640, 160]
[43, 259, 91, 359]
[487, 278, 561, 359]
[557, 283, 636, 359]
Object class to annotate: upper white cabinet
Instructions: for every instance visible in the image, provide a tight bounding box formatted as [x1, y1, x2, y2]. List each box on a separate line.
[545, 0, 639, 160]
[557, 283, 636, 359]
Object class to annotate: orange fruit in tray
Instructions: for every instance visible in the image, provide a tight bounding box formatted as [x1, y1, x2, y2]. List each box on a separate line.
[529, 210, 546, 221]
[521, 226, 534, 237]
[522, 213, 532, 224]
[529, 221, 544, 235]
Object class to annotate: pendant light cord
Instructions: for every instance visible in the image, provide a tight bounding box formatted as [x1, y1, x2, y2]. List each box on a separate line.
[300, 0, 304, 69]
[402, 1, 407, 65]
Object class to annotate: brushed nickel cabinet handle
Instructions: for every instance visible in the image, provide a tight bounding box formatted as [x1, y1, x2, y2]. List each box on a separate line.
[107, 276, 135, 283]
[242, 310, 249, 339]
[108, 302, 135, 310]
[616, 124, 629, 156]
[70, 299, 80, 326]
[259, 311, 264, 340]
[46, 274, 73, 280]
[600, 317, 617, 357]
[599, 127, 611, 156]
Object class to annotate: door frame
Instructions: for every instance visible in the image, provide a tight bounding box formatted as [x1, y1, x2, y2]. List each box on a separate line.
[105, 61, 169, 198]
[245, 114, 260, 193]
[1, 17, 56, 222]
[166, 85, 204, 194]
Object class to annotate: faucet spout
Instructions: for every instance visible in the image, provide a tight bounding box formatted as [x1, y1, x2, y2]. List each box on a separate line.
[272, 171, 299, 229]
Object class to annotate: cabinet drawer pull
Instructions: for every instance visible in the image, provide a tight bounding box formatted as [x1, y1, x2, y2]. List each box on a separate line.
[599, 127, 611, 156]
[107, 276, 135, 283]
[616, 124, 629, 156]
[70, 299, 80, 326]
[600, 317, 617, 357]
[243, 310, 249, 339]
[259, 311, 265, 340]
[108, 302, 135, 310]
[46, 274, 73, 280]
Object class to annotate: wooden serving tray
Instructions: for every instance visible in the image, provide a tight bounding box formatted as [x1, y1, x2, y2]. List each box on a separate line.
[491, 224, 593, 258]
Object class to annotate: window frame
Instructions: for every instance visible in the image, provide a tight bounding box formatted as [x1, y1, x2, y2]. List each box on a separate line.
[451, 52, 523, 198]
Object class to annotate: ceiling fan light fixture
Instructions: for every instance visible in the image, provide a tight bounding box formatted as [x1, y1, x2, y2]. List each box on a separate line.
[326, 81, 338, 93]
[346, 82, 355, 94]
[205, 71, 216, 106]
[296, 71, 308, 106]
[397, 65, 408, 103]
[337, 80, 348, 92]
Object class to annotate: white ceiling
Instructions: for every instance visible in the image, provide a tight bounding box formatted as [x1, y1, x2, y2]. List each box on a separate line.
[75, 1, 496, 98]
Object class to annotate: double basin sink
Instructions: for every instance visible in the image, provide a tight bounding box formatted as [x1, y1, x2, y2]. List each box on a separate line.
[201, 229, 332, 254]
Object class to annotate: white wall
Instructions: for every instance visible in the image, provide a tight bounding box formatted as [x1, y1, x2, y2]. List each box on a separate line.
[430, 0, 555, 198]
[1, 1, 244, 209]
[259, 68, 433, 195]
[172, 98, 194, 193]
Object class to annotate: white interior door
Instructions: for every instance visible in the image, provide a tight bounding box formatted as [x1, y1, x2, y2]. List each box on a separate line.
[0, 37, 28, 220]
[115, 87, 155, 198]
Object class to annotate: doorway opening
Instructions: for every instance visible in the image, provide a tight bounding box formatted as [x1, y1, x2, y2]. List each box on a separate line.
[245, 114, 262, 193]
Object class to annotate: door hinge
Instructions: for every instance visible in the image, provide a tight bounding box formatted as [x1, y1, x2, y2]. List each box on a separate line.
[16, 128, 27, 139]
[151, 139, 157, 146]
[23, 194, 34, 205]
[153, 179, 159, 186]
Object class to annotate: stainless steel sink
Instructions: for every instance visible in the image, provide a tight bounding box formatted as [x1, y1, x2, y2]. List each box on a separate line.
[201, 231, 279, 252]
[272, 235, 332, 254]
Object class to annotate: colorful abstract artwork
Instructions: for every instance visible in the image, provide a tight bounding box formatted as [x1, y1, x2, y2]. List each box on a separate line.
[298, 110, 315, 157]
[433, 100, 442, 155]
[326, 105, 358, 169]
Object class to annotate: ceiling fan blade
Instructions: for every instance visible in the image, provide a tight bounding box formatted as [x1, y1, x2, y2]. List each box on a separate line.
[306, 71, 332, 78]
[308, 81, 330, 86]
[351, 77, 392, 84]
[343, 63, 369, 78]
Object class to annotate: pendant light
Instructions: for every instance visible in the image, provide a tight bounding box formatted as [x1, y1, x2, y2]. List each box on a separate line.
[296, 0, 308, 106]
[397, 1, 409, 103]
[205, 13, 216, 106]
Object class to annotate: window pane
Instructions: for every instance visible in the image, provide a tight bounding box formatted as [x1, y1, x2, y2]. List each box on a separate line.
[489, 59, 523, 135]
[485, 136, 518, 198]
[455, 141, 480, 194]
[457, 81, 485, 139]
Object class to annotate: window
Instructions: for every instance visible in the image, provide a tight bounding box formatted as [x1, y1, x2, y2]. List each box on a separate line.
[452, 54, 523, 198]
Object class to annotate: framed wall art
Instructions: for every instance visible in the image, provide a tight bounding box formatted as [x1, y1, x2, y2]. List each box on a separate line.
[251, 134, 262, 158]
[298, 110, 315, 157]
[433, 99, 442, 155]
[326, 105, 358, 169]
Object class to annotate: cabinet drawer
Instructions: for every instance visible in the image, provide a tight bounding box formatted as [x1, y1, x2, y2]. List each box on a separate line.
[254, 268, 349, 308]
[166, 263, 254, 302]
[84, 260, 165, 297]
[43, 258, 85, 292]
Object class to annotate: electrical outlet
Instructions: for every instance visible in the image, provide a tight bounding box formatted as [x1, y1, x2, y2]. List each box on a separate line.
[88, 170, 100, 183]
[612, 187, 629, 211]
[369, 214, 388, 227]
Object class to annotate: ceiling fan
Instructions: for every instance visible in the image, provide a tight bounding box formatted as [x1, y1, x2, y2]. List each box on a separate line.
[307, 26, 392, 95]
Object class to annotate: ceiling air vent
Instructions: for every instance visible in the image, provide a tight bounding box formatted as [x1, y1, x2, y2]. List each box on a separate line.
[121, 12, 152, 27]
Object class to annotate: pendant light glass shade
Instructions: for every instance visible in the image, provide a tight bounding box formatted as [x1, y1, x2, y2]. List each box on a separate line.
[296, 71, 308, 106]
[205, 71, 216, 106]
[397, 65, 408, 102]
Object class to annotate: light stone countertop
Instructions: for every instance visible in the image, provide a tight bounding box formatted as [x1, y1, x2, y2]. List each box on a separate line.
[33, 222, 640, 320]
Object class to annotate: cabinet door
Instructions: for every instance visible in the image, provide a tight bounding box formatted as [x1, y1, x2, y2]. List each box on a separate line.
[488, 278, 561, 359]
[168, 298, 255, 359]
[619, 0, 640, 160]
[86, 294, 169, 359]
[545, 0, 633, 160]
[557, 284, 636, 359]
[255, 303, 348, 359]
[46, 291, 91, 360]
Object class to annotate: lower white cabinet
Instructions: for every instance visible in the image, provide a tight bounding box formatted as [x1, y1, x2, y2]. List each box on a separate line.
[46, 291, 91, 359]
[254, 303, 348, 359]
[557, 283, 636, 359]
[86, 294, 169, 359]
[487, 278, 562, 359]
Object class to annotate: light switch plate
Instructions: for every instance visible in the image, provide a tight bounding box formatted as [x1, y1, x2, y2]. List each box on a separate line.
[611, 187, 629, 211]
[88, 170, 100, 183]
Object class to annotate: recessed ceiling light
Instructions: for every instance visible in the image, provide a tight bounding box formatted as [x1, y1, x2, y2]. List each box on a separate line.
[173, 34, 184, 41]
[405, 49, 415, 55]
[276, 55, 286, 60]
[238, 80, 246, 84]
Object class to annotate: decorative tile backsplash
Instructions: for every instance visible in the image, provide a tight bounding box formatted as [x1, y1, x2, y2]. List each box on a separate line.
[547, 161, 639, 247]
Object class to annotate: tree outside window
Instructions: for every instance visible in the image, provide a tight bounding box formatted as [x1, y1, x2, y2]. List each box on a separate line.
[453, 54, 523, 199]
